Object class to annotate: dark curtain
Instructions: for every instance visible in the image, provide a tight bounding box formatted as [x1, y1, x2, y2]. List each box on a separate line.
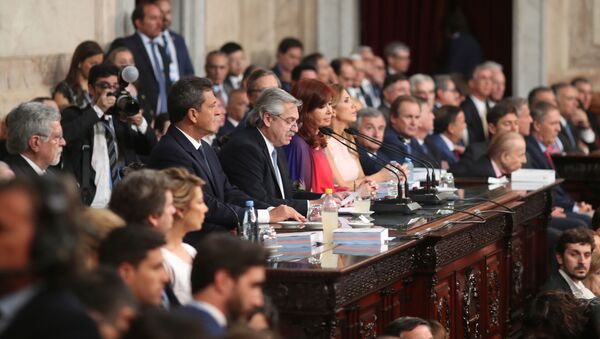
[360, 0, 513, 95]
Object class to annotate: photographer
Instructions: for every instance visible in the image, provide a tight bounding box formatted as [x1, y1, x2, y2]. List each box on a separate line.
[61, 63, 156, 207]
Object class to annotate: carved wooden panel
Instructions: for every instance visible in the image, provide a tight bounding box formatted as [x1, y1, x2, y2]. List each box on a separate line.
[456, 264, 484, 339]
[485, 252, 504, 337]
[432, 277, 453, 337]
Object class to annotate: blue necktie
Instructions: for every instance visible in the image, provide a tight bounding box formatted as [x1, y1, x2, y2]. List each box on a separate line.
[150, 41, 168, 115]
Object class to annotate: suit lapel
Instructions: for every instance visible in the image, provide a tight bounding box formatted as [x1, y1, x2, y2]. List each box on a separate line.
[251, 129, 284, 199]
[133, 34, 158, 83]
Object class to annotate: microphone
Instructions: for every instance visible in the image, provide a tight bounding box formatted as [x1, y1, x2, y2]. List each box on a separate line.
[319, 127, 421, 214]
[221, 202, 242, 235]
[120, 65, 139, 84]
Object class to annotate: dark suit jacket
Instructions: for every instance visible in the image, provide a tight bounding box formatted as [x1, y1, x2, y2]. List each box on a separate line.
[4, 154, 39, 178]
[148, 126, 269, 232]
[461, 96, 489, 144]
[168, 30, 195, 77]
[525, 135, 575, 210]
[413, 137, 440, 168]
[177, 305, 225, 338]
[271, 65, 292, 92]
[219, 128, 318, 215]
[380, 127, 409, 163]
[451, 141, 486, 175]
[426, 133, 460, 167]
[0, 287, 100, 339]
[358, 147, 390, 176]
[110, 33, 171, 118]
[558, 119, 581, 154]
[539, 271, 572, 294]
[455, 156, 496, 178]
[216, 118, 236, 141]
[61, 105, 157, 205]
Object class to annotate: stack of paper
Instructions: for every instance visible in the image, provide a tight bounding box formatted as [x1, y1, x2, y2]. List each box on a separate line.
[333, 228, 388, 245]
[278, 245, 324, 260]
[276, 231, 323, 247]
[511, 168, 555, 183]
[333, 244, 388, 256]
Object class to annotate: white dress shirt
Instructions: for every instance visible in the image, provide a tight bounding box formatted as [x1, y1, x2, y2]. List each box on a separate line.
[90, 105, 117, 208]
[162, 30, 180, 83]
[559, 269, 596, 299]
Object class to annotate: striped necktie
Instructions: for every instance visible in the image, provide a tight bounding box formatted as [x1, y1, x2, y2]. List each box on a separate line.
[103, 119, 119, 185]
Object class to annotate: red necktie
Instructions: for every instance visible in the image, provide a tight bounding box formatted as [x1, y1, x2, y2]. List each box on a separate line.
[544, 145, 556, 169]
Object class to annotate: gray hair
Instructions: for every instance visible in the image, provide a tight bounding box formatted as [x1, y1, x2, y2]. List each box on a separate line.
[502, 97, 528, 115]
[434, 74, 453, 92]
[356, 107, 385, 128]
[472, 61, 502, 79]
[384, 41, 410, 58]
[5, 102, 61, 155]
[409, 74, 434, 94]
[355, 45, 373, 55]
[247, 88, 302, 128]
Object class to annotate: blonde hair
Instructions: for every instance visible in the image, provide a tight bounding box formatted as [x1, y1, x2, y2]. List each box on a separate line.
[162, 167, 205, 210]
[584, 251, 600, 296]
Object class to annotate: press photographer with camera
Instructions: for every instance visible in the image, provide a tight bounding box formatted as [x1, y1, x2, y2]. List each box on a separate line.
[61, 63, 157, 207]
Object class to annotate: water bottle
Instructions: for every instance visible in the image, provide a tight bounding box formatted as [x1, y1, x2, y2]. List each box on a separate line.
[388, 161, 399, 198]
[321, 188, 339, 244]
[242, 200, 258, 242]
[403, 158, 414, 188]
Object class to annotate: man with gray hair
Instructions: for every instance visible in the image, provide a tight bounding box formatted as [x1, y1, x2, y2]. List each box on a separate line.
[384, 41, 411, 75]
[484, 61, 505, 105]
[461, 61, 494, 144]
[4, 102, 65, 177]
[434, 74, 461, 108]
[355, 107, 391, 175]
[409, 74, 436, 109]
[219, 87, 321, 216]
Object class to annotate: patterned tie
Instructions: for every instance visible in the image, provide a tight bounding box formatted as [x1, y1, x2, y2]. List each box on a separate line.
[103, 119, 119, 185]
[150, 41, 168, 115]
[271, 149, 285, 199]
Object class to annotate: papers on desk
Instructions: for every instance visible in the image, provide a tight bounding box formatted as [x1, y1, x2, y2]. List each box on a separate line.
[511, 169, 555, 183]
[276, 231, 323, 247]
[333, 244, 389, 256]
[333, 228, 389, 244]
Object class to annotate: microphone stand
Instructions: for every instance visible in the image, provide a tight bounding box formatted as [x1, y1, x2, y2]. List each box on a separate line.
[319, 127, 421, 214]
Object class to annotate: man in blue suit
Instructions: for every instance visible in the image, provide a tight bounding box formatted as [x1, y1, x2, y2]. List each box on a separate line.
[356, 107, 391, 175]
[148, 77, 303, 235]
[428, 105, 467, 169]
[178, 234, 269, 337]
[381, 95, 426, 166]
[155, 0, 195, 79]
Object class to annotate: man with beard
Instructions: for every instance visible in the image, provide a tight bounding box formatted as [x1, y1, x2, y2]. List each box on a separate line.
[179, 234, 269, 337]
[541, 228, 596, 299]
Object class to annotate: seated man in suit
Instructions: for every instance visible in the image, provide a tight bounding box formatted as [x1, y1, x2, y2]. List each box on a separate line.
[541, 228, 596, 299]
[553, 83, 595, 154]
[378, 74, 410, 119]
[60, 64, 156, 207]
[427, 105, 467, 169]
[99, 227, 169, 307]
[216, 89, 249, 141]
[219, 88, 322, 216]
[488, 61, 505, 106]
[504, 97, 533, 137]
[220, 42, 247, 90]
[409, 74, 435, 110]
[413, 98, 439, 165]
[383, 41, 411, 75]
[572, 76, 600, 147]
[356, 107, 390, 175]
[4, 102, 65, 178]
[180, 234, 268, 338]
[0, 177, 100, 338]
[452, 102, 518, 175]
[381, 95, 422, 164]
[148, 77, 303, 234]
[382, 316, 433, 339]
[434, 74, 461, 109]
[205, 51, 232, 105]
[526, 101, 593, 228]
[235, 68, 281, 131]
[460, 132, 526, 178]
[271, 37, 303, 92]
[461, 62, 494, 145]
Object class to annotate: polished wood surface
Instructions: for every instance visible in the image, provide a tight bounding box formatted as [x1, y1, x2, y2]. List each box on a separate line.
[264, 183, 555, 338]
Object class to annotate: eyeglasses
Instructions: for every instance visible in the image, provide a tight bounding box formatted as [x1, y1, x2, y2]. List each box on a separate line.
[94, 82, 119, 91]
[272, 115, 298, 128]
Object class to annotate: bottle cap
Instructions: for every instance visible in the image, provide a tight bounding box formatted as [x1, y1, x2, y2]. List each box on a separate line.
[325, 188, 333, 194]
[245, 200, 254, 207]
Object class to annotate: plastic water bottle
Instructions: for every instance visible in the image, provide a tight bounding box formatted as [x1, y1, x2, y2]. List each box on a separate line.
[242, 200, 257, 242]
[321, 188, 338, 244]
[403, 158, 414, 188]
[388, 161, 399, 198]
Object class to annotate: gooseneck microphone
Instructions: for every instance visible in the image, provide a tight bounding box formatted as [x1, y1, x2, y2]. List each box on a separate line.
[222, 202, 242, 235]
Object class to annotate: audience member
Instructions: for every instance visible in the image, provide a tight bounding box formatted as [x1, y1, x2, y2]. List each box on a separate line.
[61, 63, 156, 207]
[205, 50, 232, 104]
[503, 97, 533, 136]
[412, 98, 438, 164]
[180, 234, 269, 337]
[148, 77, 301, 235]
[381, 95, 422, 164]
[427, 319, 448, 339]
[54, 40, 104, 109]
[461, 62, 494, 144]
[351, 54, 381, 108]
[161, 167, 207, 305]
[221, 42, 248, 90]
[81, 208, 126, 268]
[554, 83, 595, 153]
[434, 74, 460, 108]
[583, 252, 600, 296]
[109, 169, 175, 233]
[572, 76, 600, 143]
[99, 226, 169, 307]
[541, 228, 595, 299]
[382, 316, 433, 338]
[70, 267, 138, 339]
[331, 57, 356, 91]
[272, 37, 303, 92]
[290, 63, 318, 88]
[110, 3, 171, 117]
[107, 47, 135, 68]
[443, 9, 484, 76]
[487, 61, 505, 105]
[428, 105, 467, 169]
[355, 108, 391, 175]
[379, 74, 410, 118]
[369, 56, 387, 90]
[458, 132, 526, 178]
[0, 177, 100, 338]
[528, 85, 558, 107]
[410, 74, 436, 109]
[218, 89, 249, 140]
[384, 41, 411, 75]
[302, 52, 335, 84]
[4, 102, 65, 178]
[154, 0, 195, 80]
[235, 68, 282, 130]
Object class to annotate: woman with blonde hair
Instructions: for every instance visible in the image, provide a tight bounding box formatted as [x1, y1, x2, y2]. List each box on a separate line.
[161, 167, 208, 304]
[584, 252, 600, 296]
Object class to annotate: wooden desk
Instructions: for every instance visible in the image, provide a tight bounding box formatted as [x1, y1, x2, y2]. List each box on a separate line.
[551, 154, 600, 207]
[264, 183, 554, 338]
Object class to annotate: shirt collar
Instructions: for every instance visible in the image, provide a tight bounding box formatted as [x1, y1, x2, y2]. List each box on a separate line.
[137, 31, 162, 45]
[490, 159, 504, 178]
[470, 95, 487, 114]
[257, 128, 276, 156]
[227, 116, 240, 127]
[439, 133, 455, 151]
[188, 300, 227, 327]
[19, 154, 45, 175]
[176, 127, 202, 150]
[559, 269, 596, 299]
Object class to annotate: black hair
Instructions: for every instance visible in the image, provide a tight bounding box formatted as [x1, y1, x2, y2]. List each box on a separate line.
[220, 42, 243, 55]
[555, 228, 595, 255]
[291, 64, 318, 81]
[383, 316, 431, 336]
[167, 77, 214, 124]
[277, 37, 303, 54]
[434, 105, 463, 134]
[486, 102, 517, 126]
[98, 226, 166, 268]
[88, 63, 120, 86]
[383, 73, 409, 91]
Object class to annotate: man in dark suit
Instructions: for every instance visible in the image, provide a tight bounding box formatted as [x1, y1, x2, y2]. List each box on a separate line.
[180, 234, 268, 337]
[381, 96, 422, 164]
[572, 77, 600, 149]
[554, 83, 595, 154]
[461, 62, 493, 145]
[460, 132, 526, 178]
[3, 102, 65, 178]
[412, 98, 440, 165]
[356, 107, 392, 175]
[540, 228, 595, 299]
[428, 105, 467, 169]
[272, 37, 303, 92]
[109, 3, 171, 117]
[220, 42, 247, 90]
[60, 64, 156, 207]
[0, 177, 100, 339]
[220, 88, 322, 216]
[148, 77, 303, 234]
[378, 74, 410, 120]
[383, 41, 411, 75]
[205, 51, 233, 105]
[216, 89, 248, 142]
[155, 0, 195, 79]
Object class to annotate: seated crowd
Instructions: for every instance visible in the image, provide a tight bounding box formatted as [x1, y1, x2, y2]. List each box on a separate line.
[2, 1, 600, 338]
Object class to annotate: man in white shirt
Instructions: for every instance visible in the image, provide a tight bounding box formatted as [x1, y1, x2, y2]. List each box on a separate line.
[220, 42, 247, 90]
[460, 62, 494, 145]
[4, 102, 65, 178]
[205, 51, 232, 105]
[180, 234, 269, 337]
[541, 228, 596, 299]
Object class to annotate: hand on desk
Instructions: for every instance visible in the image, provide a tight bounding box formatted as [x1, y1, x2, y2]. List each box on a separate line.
[270, 205, 306, 222]
[551, 207, 566, 218]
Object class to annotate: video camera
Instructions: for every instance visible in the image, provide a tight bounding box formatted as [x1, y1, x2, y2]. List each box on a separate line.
[108, 65, 140, 117]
